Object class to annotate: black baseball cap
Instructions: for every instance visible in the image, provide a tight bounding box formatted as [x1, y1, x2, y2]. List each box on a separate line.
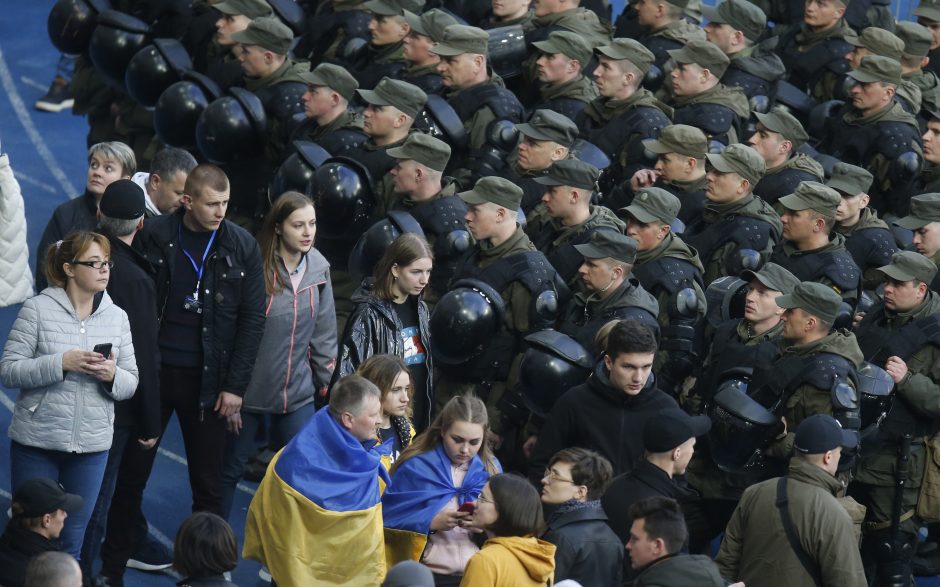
[12, 478, 84, 518]
[793, 414, 858, 454]
[643, 409, 712, 452]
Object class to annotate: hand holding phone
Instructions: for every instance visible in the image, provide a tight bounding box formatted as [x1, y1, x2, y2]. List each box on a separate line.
[93, 343, 112, 358]
[458, 502, 475, 514]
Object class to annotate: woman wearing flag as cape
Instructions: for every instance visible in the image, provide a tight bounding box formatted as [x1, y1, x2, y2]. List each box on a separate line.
[382, 395, 501, 585]
[243, 376, 390, 586]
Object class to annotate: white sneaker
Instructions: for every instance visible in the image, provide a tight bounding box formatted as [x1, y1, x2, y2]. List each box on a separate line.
[259, 566, 272, 582]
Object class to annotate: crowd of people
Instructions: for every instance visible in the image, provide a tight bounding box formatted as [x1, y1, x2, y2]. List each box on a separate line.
[8, 0, 940, 584]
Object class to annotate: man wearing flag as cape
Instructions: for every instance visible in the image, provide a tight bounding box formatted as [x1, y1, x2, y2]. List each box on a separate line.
[244, 376, 391, 586]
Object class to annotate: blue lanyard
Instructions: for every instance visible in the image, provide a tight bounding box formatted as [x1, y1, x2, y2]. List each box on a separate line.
[179, 224, 217, 300]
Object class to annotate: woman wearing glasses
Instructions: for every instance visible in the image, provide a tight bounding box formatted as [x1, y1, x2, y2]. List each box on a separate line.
[1, 230, 138, 560]
[382, 395, 500, 586]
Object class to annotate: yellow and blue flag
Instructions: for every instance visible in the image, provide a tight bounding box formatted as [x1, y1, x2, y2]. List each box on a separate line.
[381, 445, 497, 566]
[243, 408, 392, 586]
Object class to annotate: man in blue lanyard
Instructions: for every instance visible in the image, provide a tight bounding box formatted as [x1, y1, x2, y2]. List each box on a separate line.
[101, 163, 264, 585]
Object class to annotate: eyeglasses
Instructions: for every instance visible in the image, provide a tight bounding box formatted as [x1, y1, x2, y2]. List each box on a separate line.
[70, 260, 114, 270]
[477, 494, 494, 505]
[543, 469, 577, 484]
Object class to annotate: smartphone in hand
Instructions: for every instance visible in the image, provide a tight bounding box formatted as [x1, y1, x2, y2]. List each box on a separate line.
[93, 343, 112, 358]
[457, 502, 475, 514]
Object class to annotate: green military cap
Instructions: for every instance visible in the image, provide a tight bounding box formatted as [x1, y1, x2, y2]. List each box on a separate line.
[847, 27, 905, 61]
[705, 143, 766, 186]
[775, 281, 844, 324]
[754, 107, 810, 147]
[515, 109, 578, 147]
[403, 9, 458, 42]
[896, 21, 934, 58]
[212, 0, 272, 18]
[877, 250, 939, 284]
[778, 181, 842, 218]
[299, 63, 359, 101]
[848, 55, 903, 86]
[914, 0, 940, 23]
[667, 39, 731, 78]
[595, 39, 655, 75]
[621, 188, 681, 224]
[702, 0, 767, 42]
[459, 176, 523, 210]
[430, 24, 489, 56]
[362, 0, 425, 16]
[740, 262, 801, 295]
[230, 15, 293, 54]
[895, 193, 940, 229]
[386, 133, 452, 172]
[574, 231, 638, 264]
[664, 0, 691, 11]
[826, 162, 874, 196]
[357, 77, 428, 118]
[534, 159, 600, 191]
[643, 124, 707, 158]
[532, 31, 593, 66]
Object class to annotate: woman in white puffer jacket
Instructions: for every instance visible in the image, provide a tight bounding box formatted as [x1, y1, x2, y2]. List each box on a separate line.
[1, 230, 138, 561]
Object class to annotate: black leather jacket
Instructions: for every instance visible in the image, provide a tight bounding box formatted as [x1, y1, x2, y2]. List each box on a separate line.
[541, 501, 625, 586]
[136, 209, 266, 409]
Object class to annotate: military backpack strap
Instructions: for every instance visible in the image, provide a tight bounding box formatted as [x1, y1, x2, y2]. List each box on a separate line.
[776, 477, 825, 587]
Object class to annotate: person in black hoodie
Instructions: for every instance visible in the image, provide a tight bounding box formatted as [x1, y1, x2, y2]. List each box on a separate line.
[539, 448, 624, 587]
[602, 408, 710, 580]
[0, 478, 83, 587]
[529, 319, 678, 482]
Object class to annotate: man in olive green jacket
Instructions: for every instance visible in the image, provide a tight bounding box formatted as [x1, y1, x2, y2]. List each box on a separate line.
[716, 415, 867, 587]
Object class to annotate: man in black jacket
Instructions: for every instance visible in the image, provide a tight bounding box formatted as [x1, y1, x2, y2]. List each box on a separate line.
[530, 319, 678, 481]
[133, 163, 265, 517]
[0, 478, 82, 587]
[540, 447, 624, 587]
[91, 181, 169, 585]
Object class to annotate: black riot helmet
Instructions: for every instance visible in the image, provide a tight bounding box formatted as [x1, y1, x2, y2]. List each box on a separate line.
[569, 139, 611, 171]
[88, 10, 150, 92]
[707, 381, 784, 473]
[268, 0, 307, 35]
[310, 157, 375, 240]
[195, 87, 267, 164]
[415, 95, 468, 152]
[856, 362, 894, 429]
[486, 25, 527, 79]
[48, 0, 110, 55]
[430, 279, 506, 365]
[268, 141, 332, 204]
[519, 330, 593, 417]
[704, 276, 748, 328]
[125, 38, 192, 108]
[154, 70, 222, 149]
[348, 211, 427, 281]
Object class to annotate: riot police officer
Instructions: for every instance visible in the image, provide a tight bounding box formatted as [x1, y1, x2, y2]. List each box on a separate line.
[897, 22, 940, 120]
[401, 9, 457, 95]
[770, 181, 863, 307]
[895, 192, 940, 294]
[199, 0, 272, 90]
[776, 0, 855, 102]
[622, 188, 706, 396]
[818, 56, 923, 217]
[525, 159, 625, 288]
[530, 31, 599, 121]
[557, 231, 660, 354]
[684, 143, 781, 284]
[852, 251, 940, 587]
[499, 109, 578, 212]
[577, 39, 672, 190]
[830, 162, 899, 292]
[666, 39, 751, 147]
[634, 0, 706, 72]
[845, 28, 912, 110]
[703, 0, 785, 100]
[626, 124, 708, 224]
[748, 108, 825, 206]
[291, 63, 368, 157]
[345, 0, 424, 89]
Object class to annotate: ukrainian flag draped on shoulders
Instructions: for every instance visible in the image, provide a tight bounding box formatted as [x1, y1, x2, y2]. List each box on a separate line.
[382, 444, 499, 566]
[244, 408, 393, 586]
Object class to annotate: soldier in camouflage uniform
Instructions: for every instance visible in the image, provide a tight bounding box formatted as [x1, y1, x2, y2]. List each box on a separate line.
[530, 31, 599, 121]
[830, 162, 899, 292]
[525, 159, 625, 287]
[748, 108, 825, 206]
[666, 40, 751, 147]
[895, 193, 940, 294]
[401, 9, 457, 95]
[621, 188, 707, 396]
[819, 56, 924, 218]
[852, 251, 940, 587]
[771, 181, 863, 308]
[702, 0, 785, 100]
[684, 143, 781, 284]
[291, 63, 368, 156]
[576, 39, 673, 190]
